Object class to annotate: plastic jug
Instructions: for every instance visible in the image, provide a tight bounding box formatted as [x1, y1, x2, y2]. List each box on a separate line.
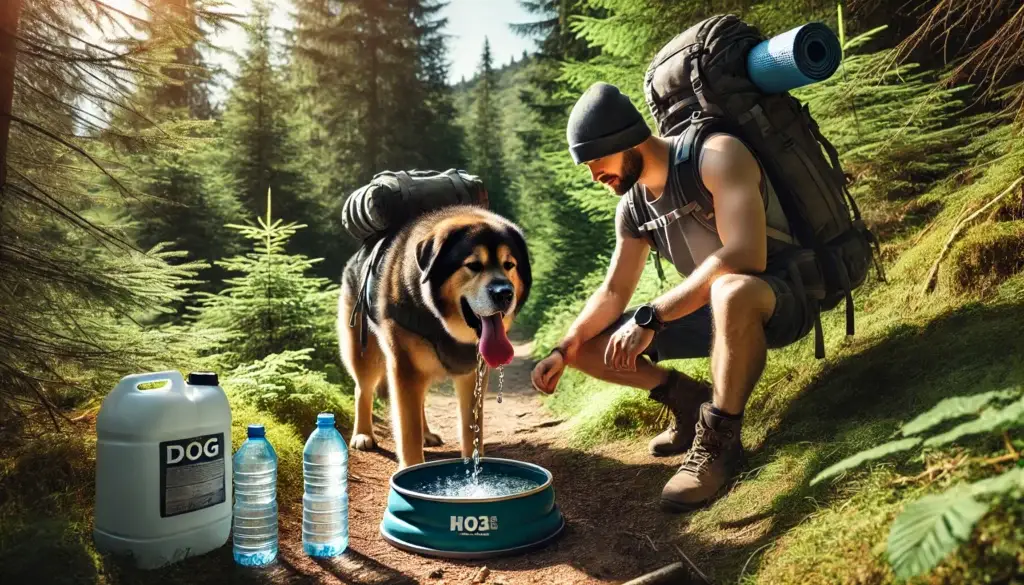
[94, 370, 232, 569]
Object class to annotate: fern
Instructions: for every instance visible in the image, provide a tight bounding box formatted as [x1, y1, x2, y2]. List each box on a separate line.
[810, 437, 923, 486]
[901, 388, 1022, 436]
[923, 395, 1024, 447]
[886, 467, 1024, 579]
[887, 490, 991, 579]
[811, 385, 1023, 579]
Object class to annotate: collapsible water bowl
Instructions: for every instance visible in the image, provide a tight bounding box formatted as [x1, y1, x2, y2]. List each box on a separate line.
[380, 457, 565, 559]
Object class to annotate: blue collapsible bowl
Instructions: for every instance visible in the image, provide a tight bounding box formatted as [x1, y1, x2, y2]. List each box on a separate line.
[380, 457, 565, 559]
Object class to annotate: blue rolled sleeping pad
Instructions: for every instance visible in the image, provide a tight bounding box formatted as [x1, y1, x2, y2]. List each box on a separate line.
[746, 22, 842, 94]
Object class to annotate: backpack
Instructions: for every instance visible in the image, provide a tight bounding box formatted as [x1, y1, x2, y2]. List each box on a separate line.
[635, 14, 884, 359]
[340, 168, 489, 351]
[341, 168, 488, 243]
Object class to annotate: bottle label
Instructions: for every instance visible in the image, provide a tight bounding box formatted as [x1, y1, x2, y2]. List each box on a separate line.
[159, 432, 226, 518]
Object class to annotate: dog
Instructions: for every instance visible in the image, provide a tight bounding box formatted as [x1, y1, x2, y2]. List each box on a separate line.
[337, 205, 532, 469]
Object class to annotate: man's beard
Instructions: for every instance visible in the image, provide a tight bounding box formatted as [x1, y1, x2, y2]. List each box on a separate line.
[613, 148, 643, 195]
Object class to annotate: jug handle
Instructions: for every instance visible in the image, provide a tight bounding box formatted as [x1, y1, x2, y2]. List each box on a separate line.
[110, 370, 185, 398]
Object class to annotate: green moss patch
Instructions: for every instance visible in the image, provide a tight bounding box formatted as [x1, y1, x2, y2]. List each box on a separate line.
[947, 220, 1024, 296]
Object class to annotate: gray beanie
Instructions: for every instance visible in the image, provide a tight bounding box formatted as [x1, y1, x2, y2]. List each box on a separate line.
[566, 82, 651, 164]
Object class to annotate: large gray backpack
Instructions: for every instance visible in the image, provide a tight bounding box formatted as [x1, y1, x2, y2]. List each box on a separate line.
[635, 14, 884, 358]
[341, 168, 488, 243]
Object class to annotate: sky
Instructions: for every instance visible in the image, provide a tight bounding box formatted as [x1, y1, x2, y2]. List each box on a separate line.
[439, 0, 539, 85]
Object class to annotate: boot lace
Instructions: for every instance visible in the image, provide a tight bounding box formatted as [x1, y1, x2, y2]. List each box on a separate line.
[678, 423, 721, 475]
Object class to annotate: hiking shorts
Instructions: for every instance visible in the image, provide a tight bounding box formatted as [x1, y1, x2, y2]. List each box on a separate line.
[602, 273, 814, 363]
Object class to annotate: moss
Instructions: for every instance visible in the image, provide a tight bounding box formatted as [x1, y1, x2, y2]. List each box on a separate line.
[946, 220, 1024, 296]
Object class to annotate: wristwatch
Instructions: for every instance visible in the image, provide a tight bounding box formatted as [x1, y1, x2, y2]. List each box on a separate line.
[633, 304, 665, 332]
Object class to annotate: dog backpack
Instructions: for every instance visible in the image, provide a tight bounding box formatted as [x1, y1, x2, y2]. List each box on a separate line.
[634, 13, 884, 358]
[340, 168, 488, 243]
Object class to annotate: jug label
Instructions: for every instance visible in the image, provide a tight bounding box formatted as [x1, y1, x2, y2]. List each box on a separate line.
[159, 432, 226, 518]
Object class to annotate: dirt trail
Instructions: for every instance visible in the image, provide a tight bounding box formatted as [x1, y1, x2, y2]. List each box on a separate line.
[267, 342, 694, 585]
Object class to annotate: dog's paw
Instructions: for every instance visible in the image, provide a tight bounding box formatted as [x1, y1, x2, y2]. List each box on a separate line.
[423, 431, 444, 447]
[350, 433, 376, 451]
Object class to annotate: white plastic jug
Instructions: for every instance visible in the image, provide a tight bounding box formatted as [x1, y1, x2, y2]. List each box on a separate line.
[94, 370, 233, 569]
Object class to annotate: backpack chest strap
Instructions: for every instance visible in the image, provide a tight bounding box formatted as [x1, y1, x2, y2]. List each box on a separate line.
[636, 201, 701, 233]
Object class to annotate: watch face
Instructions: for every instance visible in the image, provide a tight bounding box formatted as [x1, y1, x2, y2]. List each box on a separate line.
[636, 306, 653, 326]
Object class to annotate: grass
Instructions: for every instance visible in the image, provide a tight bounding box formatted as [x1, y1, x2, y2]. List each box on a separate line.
[529, 120, 1024, 582]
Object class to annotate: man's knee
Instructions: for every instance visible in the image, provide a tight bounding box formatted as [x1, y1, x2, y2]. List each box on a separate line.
[710, 274, 772, 323]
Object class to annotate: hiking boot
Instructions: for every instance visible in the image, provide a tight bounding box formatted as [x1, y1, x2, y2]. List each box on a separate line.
[660, 402, 746, 512]
[647, 370, 713, 457]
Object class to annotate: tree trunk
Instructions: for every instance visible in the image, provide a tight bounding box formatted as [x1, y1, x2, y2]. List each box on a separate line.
[0, 0, 23, 190]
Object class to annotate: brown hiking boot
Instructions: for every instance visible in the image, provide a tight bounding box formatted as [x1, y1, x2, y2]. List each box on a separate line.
[660, 402, 746, 512]
[647, 370, 713, 457]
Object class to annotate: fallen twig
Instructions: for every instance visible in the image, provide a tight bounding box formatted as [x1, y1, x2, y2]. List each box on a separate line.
[671, 544, 713, 585]
[921, 176, 1024, 296]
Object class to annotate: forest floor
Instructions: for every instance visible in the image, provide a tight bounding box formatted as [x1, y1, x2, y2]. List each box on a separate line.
[75, 340, 700, 585]
[262, 341, 698, 585]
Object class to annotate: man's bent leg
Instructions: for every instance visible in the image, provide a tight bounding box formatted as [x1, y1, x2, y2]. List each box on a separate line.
[571, 308, 715, 456]
[572, 330, 668, 390]
[661, 274, 782, 512]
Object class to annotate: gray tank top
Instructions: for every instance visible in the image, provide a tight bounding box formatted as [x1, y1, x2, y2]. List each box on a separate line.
[616, 132, 792, 276]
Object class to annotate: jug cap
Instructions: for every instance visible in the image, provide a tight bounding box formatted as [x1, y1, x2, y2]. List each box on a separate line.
[187, 372, 219, 386]
[316, 413, 335, 427]
[247, 424, 265, 439]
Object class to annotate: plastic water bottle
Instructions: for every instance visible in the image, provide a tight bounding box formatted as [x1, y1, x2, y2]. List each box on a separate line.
[232, 424, 278, 566]
[302, 412, 349, 557]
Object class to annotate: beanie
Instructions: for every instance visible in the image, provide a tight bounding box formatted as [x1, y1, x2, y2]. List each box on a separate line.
[566, 82, 651, 164]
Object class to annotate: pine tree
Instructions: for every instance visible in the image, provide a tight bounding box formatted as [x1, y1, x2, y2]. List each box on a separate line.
[469, 38, 513, 219]
[191, 189, 338, 371]
[291, 0, 467, 186]
[0, 0, 226, 430]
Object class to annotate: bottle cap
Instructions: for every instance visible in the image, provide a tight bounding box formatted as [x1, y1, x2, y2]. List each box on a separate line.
[247, 424, 265, 438]
[316, 412, 335, 427]
[187, 371, 219, 386]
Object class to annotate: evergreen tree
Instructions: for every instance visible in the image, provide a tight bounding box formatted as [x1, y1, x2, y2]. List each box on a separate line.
[291, 0, 467, 186]
[141, 0, 215, 120]
[469, 38, 513, 219]
[220, 1, 308, 218]
[218, 1, 336, 269]
[191, 189, 338, 371]
[0, 0, 227, 430]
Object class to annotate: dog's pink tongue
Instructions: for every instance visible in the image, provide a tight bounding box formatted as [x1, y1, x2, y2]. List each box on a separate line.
[480, 314, 514, 368]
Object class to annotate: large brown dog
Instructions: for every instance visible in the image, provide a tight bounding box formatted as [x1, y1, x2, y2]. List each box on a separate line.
[337, 205, 532, 469]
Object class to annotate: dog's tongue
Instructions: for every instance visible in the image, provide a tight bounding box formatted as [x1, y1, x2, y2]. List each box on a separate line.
[480, 314, 514, 368]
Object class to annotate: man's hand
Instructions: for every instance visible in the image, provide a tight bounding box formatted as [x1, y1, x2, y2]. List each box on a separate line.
[531, 350, 566, 394]
[605, 320, 655, 372]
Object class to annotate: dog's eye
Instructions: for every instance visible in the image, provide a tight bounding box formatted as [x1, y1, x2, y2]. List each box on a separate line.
[465, 261, 484, 272]
[503, 261, 515, 271]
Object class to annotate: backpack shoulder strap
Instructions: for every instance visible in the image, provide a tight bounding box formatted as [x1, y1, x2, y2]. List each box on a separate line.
[632, 119, 720, 237]
[625, 185, 667, 282]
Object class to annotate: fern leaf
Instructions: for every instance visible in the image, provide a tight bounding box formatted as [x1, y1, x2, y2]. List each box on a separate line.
[968, 467, 1024, 497]
[901, 388, 1020, 436]
[923, 396, 1024, 447]
[810, 437, 923, 486]
[887, 490, 991, 579]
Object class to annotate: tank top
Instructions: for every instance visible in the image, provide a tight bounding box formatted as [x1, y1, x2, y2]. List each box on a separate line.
[617, 132, 793, 276]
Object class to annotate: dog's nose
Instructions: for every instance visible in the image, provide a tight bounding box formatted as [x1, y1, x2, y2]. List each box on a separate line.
[488, 281, 514, 312]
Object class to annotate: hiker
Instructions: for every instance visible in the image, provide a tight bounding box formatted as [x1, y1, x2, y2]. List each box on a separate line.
[530, 81, 821, 512]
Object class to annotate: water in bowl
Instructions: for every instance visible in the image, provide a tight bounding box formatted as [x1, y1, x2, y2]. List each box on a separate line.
[407, 471, 541, 498]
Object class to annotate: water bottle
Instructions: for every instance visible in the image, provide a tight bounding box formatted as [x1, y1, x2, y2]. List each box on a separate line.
[302, 412, 349, 557]
[232, 424, 278, 566]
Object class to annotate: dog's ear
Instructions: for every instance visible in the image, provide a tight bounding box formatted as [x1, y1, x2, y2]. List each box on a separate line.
[506, 224, 532, 314]
[416, 232, 443, 284]
[416, 227, 467, 284]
